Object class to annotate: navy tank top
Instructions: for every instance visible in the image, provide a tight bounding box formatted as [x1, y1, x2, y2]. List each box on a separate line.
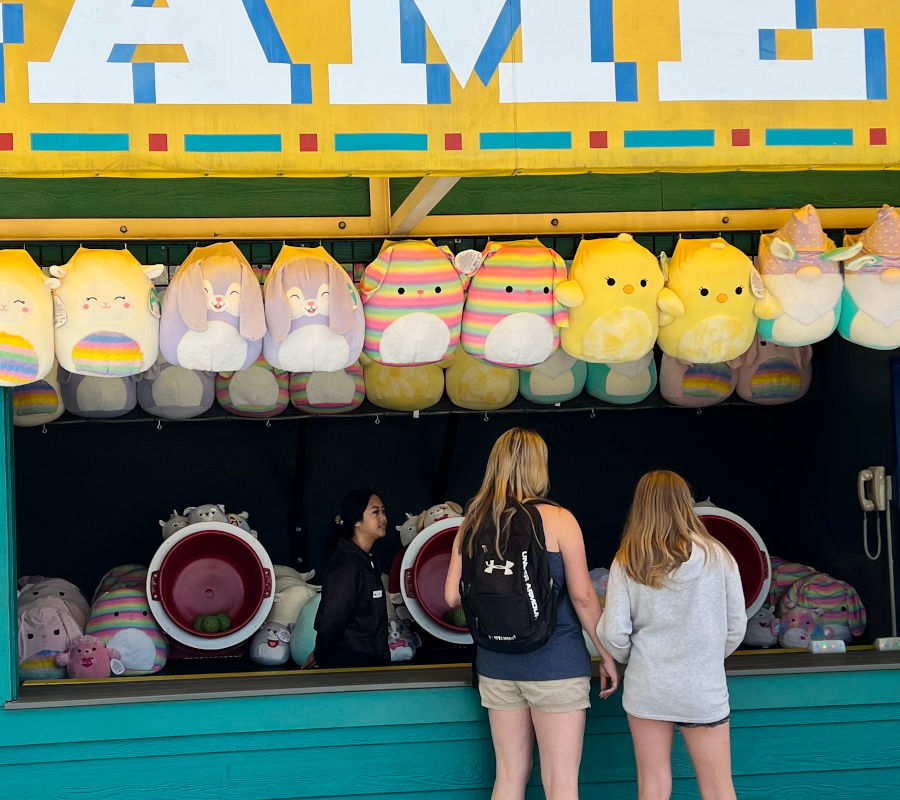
[476, 551, 591, 681]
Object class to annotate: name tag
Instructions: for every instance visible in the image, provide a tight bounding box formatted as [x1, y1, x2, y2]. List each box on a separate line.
[372, 589, 383, 599]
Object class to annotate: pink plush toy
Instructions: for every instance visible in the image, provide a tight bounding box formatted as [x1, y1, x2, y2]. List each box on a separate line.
[17, 601, 83, 679]
[771, 607, 829, 649]
[778, 572, 866, 643]
[55, 634, 123, 678]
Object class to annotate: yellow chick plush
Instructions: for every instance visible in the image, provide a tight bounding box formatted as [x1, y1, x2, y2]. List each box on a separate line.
[360, 352, 444, 412]
[656, 238, 763, 364]
[444, 346, 517, 411]
[557, 234, 664, 363]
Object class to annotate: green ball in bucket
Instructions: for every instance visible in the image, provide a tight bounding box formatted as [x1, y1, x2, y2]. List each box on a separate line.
[444, 607, 467, 628]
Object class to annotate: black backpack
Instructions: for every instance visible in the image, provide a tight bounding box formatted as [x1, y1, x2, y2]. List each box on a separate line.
[459, 499, 558, 654]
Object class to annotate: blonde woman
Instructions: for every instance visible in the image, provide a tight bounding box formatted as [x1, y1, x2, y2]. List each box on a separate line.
[445, 427, 618, 800]
[597, 470, 746, 800]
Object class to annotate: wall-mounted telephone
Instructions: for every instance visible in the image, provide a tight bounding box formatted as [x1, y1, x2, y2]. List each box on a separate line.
[859, 466, 888, 512]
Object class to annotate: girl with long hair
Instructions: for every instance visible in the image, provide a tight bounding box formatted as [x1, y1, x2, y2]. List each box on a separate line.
[597, 470, 747, 800]
[445, 427, 619, 800]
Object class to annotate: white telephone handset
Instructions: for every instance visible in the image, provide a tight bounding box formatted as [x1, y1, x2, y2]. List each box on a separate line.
[858, 466, 898, 638]
[859, 468, 876, 511]
[859, 466, 887, 512]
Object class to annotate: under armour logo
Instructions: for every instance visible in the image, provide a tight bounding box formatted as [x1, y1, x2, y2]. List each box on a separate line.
[484, 560, 514, 575]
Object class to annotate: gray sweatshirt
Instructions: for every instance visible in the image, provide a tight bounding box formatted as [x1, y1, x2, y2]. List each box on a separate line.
[597, 539, 747, 723]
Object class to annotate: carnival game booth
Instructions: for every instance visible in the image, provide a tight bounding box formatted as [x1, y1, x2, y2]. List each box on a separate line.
[3, 2, 900, 799]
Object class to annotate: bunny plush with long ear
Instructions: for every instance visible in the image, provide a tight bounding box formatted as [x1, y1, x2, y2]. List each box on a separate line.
[160, 241, 265, 371]
[0, 249, 59, 386]
[50, 247, 164, 377]
[262, 245, 364, 372]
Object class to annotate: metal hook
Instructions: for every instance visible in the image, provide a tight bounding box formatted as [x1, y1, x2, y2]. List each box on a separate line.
[41, 424, 48, 434]
[374, 414, 381, 425]
[696, 408, 703, 416]
[157, 419, 163, 431]
[483, 412, 489, 422]
[265, 418, 272, 428]
[589, 407, 596, 419]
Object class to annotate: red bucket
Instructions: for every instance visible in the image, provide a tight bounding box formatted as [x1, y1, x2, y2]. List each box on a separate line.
[404, 524, 466, 632]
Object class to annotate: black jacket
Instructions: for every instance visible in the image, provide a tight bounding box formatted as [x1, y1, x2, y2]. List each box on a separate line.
[314, 537, 390, 666]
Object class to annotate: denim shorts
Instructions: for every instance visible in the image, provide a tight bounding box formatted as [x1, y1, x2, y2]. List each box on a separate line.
[677, 715, 730, 729]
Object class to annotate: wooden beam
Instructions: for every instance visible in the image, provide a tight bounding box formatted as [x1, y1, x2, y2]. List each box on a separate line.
[368, 178, 392, 236]
[390, 177, 460, 236]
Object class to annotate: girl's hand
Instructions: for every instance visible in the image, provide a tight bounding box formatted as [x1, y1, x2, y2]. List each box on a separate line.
[302, 652, 318, 669]
[597, 652, 620, 699]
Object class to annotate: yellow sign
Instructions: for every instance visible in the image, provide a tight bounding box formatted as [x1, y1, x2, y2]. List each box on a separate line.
[0, 0, 896, 177]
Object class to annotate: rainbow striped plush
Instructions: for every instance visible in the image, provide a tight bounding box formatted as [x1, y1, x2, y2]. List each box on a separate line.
[216, 354, 290, 418]
[660, 355, 736, 407]
[461, 239, 568, 367]
[12, 379, 59, 417]
[86, 585, 168, 675]
[290, 363, 365, 414]
[360, 240, 466, 366]
[0, 332, 40, 385]
[779, 572, 866, 642]
[71, 331, 144, 376]
[767, 560, 816, 608]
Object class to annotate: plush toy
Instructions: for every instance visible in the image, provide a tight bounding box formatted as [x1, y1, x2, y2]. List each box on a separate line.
[50, 247, 164, 376]
[361, 353, 445, 412]
[767, 558, 817, 609]
[55, 634, 123, 678]
[159, 510, 189, 540]
[735, 335, 812, 405]
[262, 245, 364, 372]
[416, 501, 464, 533]
[778, 573, 866, 643]
[216, 354, 289, 418]
[772, 606, 829, 649]
[160, 242, 266, 371]
[0, 250, 59, 386]
[58, 367, 138, 418]
[136, 355, 215, 420]
[461, 238, 568, 367]
[742, 604, 779, 648]
[557, 234, 665, 363]
[444, 346, 518, 411]
[395, 513, 419, 548]
[756, 205, 862, 346]
[249, 621, 292, 666]
[585, 353, 657, 405]
[659, 354, 737, 407]
[18, 576, 90, 628]
[184, 503, 229, 525]
[87, 574, 168, 675]
[17, 600, 83, 679]
[12, 360, 66, 427]
[360, 239, 469, 366]
[387, 618, 421, 662]
[840, 205, 900, 349]
[289, 592, 321, 666]
[289, 362, 365, 415]
[657, 238, 764, 364]
[226, 510, 258, 538]
[267, 565, 320, 627]
[519, 350, 586, 405]
[91, 564, 147, 602]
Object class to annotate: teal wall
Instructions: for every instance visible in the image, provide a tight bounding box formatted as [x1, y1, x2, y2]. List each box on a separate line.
[1, 669, 899, 799]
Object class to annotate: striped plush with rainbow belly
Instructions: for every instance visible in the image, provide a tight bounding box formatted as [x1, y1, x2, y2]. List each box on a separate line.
[461, 239, 569, 367]
[360, 240, 470, 366]
[0, 250, 59, 387]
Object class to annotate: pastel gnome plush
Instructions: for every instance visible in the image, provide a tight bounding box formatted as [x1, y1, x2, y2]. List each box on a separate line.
[659, 353, 737, 407]
[216, 354, 289, 418]
[461, 238, 568, 367]
[50, 247, 164, 376]
[17, 600, 83, 679]
[585, 352, 657, 405]
[289, 362, 365, 415]
[262, 245, 364, 372]
[249, 621, 292, 666]
[840, 205, 900, 349]
[557, 234, 665, 363]
[735, 335, 812, 405]
[159, 509, 189, 540]
[0, 249, 59, 386]
[444, 346, 518, 411]
[756, 205, 862, 346]
[55, 634, 124, 678]
[657, 238, 764, 364]
[742, 604, 779, 648]
[387, 618, 421, 662]
[519, 350, 586, 405]
[361, 353, 445, 412]
[58, 367, 138, 418]
[136, 354, 215, 420]
[160, 242, 266, 371]
[778, 573, 866, 643]
[360, 239, 469, 366]
[12, 359, 66, 427]
[772, 607, 829, 649]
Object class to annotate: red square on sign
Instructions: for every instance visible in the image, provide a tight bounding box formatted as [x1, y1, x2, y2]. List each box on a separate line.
[731, 129, 751, 146]
[589, 131, 608, 149]
[299, 134, 318, 152]
[148, 134, 168, 152]
[870, 128, 887, 145]
[0, 133, 13, 151]
[444, 133, 463, 150]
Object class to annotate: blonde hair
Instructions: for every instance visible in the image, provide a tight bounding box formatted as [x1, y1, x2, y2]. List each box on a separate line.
[616, 470, 724, 588]
[458, 428, 550, 559]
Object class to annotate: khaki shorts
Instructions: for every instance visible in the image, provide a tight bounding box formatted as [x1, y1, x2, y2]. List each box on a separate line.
[477, 675, 591, 713]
